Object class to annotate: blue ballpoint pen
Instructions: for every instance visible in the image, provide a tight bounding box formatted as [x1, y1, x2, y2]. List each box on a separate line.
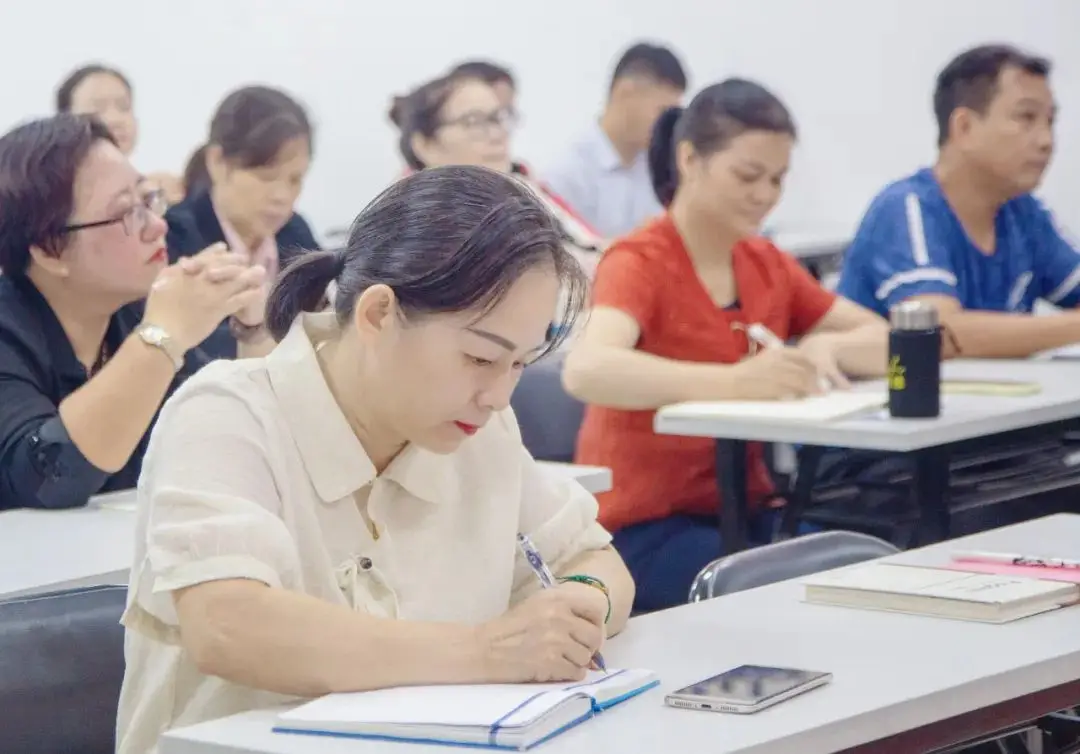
[516, 533, 606, 671]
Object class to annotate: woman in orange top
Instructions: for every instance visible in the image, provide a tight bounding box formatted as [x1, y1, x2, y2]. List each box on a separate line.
[563, 79, 888, 612]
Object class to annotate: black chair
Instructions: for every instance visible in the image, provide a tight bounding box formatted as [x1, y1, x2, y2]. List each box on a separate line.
[0, 585, 127, 754]
[688, 530, 899, 602]
[510, 353, 585, 463]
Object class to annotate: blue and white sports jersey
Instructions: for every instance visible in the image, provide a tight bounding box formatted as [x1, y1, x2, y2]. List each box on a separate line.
[837, 168, 1080, 316]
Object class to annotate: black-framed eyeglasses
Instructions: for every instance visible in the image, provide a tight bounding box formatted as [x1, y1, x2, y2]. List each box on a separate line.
[441, 108, 518, 138]
[62, 188, 168, 236]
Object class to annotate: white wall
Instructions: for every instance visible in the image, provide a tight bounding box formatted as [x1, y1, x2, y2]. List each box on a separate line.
[6, 0, 1077, 237]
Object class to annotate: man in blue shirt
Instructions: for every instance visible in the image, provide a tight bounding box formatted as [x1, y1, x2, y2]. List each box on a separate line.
[839, 44, 1080, 358]
[545, 43, 687, 238]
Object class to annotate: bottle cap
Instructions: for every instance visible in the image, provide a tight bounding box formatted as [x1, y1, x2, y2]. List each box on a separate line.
[890, 300, 939, 330]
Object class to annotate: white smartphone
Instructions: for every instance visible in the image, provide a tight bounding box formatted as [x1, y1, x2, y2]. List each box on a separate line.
[664, 664, 832, 714]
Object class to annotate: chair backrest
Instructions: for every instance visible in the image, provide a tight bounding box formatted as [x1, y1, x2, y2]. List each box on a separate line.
[689, 531, 900, 602]
[0, 585, 127, 754]
[509, 353, 585, 463]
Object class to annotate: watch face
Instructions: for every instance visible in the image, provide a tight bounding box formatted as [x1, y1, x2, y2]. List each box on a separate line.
[141, 325, 165, 344]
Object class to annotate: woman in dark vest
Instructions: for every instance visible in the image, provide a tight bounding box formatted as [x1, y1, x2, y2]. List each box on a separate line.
[167, 85, 319, 359]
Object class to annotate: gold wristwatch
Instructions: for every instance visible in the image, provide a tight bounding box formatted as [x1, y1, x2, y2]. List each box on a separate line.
[134, 323, 184, 371]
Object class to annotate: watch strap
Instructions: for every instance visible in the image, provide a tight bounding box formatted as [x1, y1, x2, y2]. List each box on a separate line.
[135, 324, 184, 372]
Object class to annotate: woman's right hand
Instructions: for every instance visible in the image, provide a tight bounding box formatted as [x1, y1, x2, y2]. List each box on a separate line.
[143, 243, 267, 352]
[475, 588, 606, 683]
[729, 346, 822, 400]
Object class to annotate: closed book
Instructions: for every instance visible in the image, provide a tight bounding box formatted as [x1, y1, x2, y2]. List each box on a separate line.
[803, 563, 1080, 623]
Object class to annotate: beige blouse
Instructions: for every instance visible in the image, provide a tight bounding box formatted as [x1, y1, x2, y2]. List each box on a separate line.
[115, 313, 612, 754]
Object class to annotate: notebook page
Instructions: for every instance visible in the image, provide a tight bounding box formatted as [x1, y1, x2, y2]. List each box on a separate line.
[663, 390, 886, 422]
[278, 676, 609, 729]
[572, 668, 658, 707]
[941, 380, 1041, 397]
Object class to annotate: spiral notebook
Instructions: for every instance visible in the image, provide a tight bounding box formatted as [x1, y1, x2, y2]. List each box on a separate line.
[273, 668, 659, 750]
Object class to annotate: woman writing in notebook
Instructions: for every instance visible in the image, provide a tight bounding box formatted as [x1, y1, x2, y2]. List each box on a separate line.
[562, 79, 888, 613]
[116, 166, 634, 753]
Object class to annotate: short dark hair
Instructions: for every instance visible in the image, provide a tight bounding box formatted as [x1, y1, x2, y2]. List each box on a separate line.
[648, 78, 796, 207]
[56, 64, 132, 112]
[265, 165, 587, 352]
[208, 85, 313, 169]
[0, 114, 117, 276]
[449, 60, 515, 89]
[934, 44, 1051, 147]
[388, 75, 461, 171]
[610, 43, 687, 92]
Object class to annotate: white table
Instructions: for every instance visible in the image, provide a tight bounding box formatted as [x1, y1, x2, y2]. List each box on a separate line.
[0, 492, 136, 599]
[770, 227, 852, 263]
[541, 462, 612, 495]
[655, 359, 1080, 453]
[161, 514, 1080, 754]
[655, 358, 1080, 546]
[0, 463, 612, 600]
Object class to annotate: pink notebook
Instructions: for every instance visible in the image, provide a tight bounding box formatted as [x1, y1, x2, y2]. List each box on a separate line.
[947, 560, 1080, 584]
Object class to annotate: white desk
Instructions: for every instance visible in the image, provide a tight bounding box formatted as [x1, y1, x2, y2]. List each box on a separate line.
[0, 463, 612, 600]
[655, 359, 1080, 452]
[0, 493, 136, 599]
[770, 227, 852, 262]
[161, 514, 1080, 754]
[541, 462, 612, 495]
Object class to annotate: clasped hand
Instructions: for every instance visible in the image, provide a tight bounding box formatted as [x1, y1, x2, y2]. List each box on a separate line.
[143, 243, 267, 352]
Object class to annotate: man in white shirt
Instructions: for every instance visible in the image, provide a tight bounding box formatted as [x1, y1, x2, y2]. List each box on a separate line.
[545, 43, 687, 238]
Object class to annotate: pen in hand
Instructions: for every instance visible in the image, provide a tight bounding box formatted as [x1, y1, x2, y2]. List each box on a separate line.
[516, 533, 606, 671]
[747, 323, 832, 393]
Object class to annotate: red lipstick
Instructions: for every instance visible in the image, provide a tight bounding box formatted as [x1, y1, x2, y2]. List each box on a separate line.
[454, 421, 479, 436]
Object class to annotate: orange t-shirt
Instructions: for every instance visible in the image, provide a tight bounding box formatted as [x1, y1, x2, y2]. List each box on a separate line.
[575, 214, 837, 533]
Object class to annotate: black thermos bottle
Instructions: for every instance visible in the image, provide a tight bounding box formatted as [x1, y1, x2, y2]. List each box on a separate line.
[887, 301, 941, 418]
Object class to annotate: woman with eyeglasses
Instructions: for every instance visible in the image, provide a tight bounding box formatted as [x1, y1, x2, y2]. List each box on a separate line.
[0, 114, 265, 511]
[56, 63, 185, 205]
[448, 59, 517, 114]
[166, 85, 320, 360]
[389, 72, 604, 276]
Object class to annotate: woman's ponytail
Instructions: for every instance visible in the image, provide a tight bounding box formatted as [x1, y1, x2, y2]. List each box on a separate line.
[265, 250, 342, 341]
[387, 95, 407, 128]
[647, 106, 684, 207]
[182, 144, 211, 196]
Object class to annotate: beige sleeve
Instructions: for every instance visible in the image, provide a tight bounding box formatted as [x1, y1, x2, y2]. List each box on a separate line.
[498, 409, 612, 600]
[128, 382, 302, 631]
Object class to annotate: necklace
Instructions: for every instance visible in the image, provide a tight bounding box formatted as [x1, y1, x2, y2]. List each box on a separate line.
[87, 341, 111, 378]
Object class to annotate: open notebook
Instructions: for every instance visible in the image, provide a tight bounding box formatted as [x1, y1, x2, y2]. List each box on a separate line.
[274, 669, 659, 750]
[661, 390, 887, 423]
